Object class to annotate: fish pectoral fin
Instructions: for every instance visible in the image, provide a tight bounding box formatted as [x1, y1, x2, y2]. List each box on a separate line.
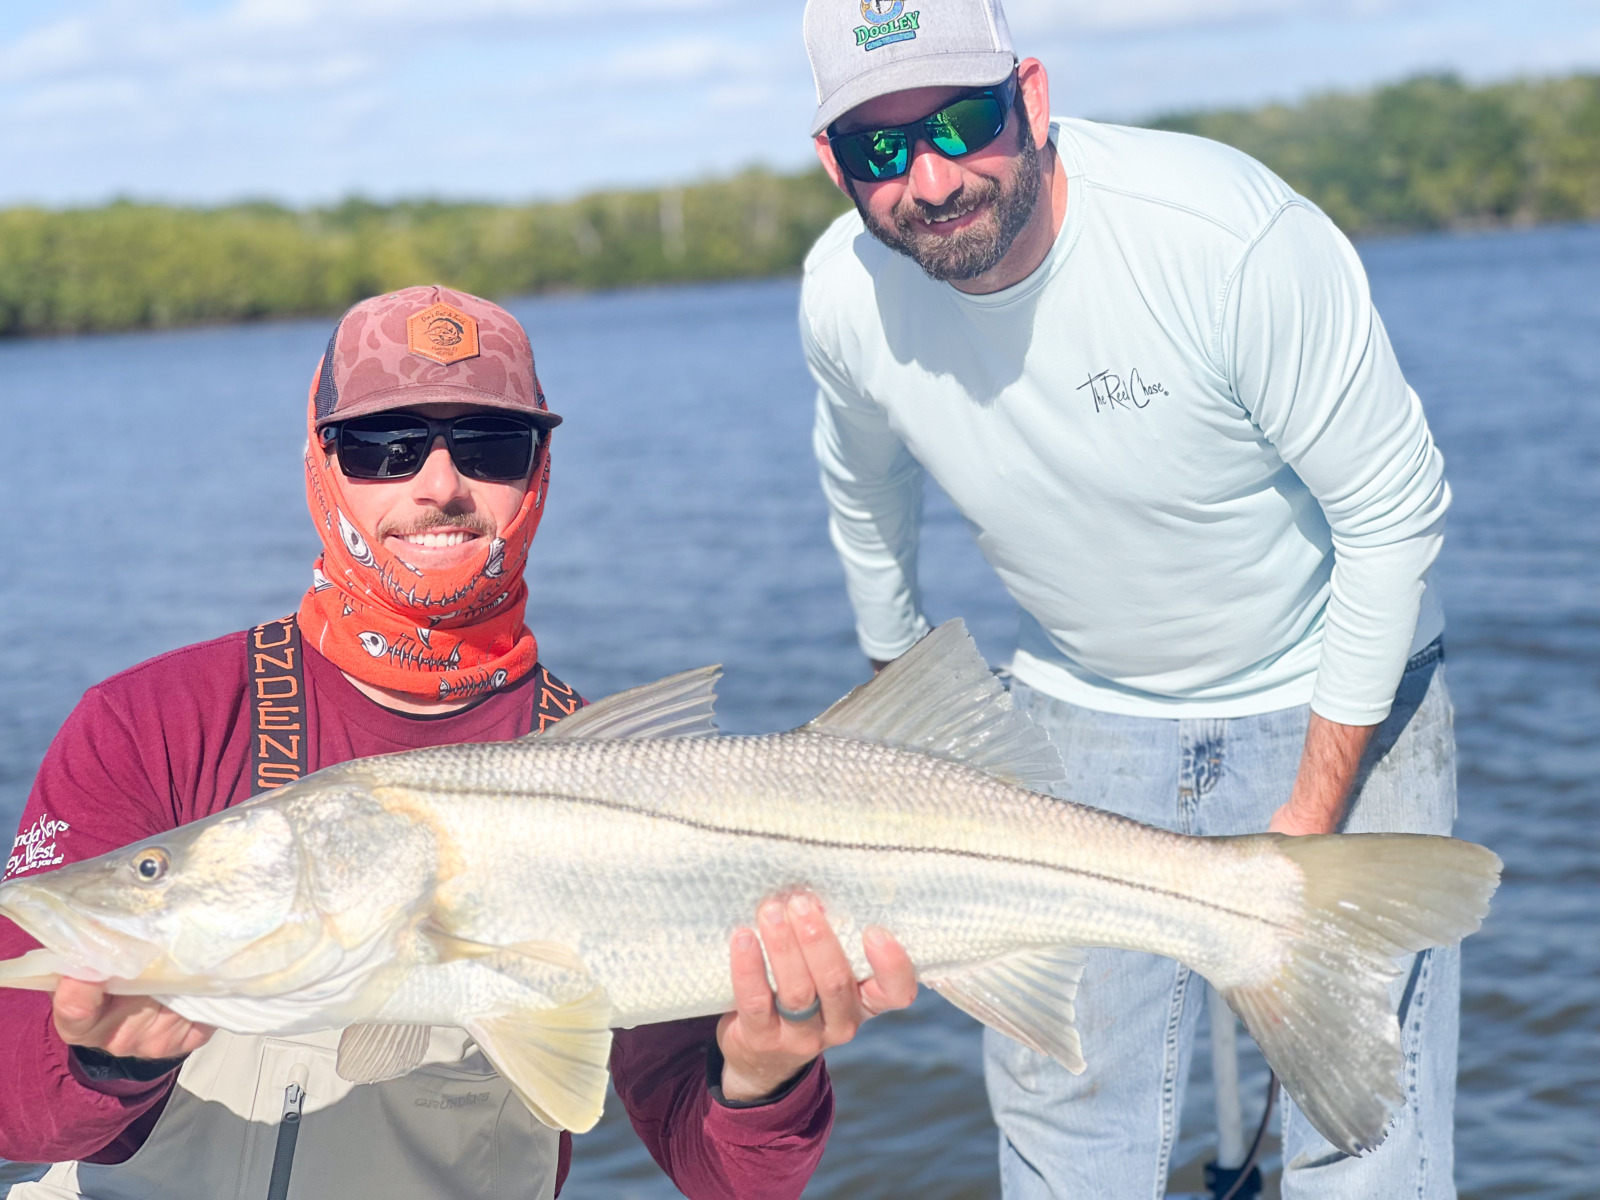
[923, 945, 1089, 1072]
[805, 620, 1065, 794]
[336, 1022, 433, 1084]
[526, 665, 721, 741]
[423, 928, 598, 999]
[0, 947, 72, 992]
[466, 988, 614, 1134]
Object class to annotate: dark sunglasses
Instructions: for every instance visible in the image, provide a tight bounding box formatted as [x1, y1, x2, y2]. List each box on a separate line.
[828, 75, 1019, 183]
[320, 412, 545, 482]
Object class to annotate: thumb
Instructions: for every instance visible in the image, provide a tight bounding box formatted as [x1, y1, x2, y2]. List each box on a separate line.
[53, 978, 110, 1039]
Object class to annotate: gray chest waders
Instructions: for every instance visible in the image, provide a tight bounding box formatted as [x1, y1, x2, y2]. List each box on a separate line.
[244, 617, 583, 1199]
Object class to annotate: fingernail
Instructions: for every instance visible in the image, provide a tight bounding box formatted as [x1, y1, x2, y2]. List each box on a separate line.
[864, 926, 887, 948]
[760, 901, 785, 926]
[788, 894, 813, 916]
[733, 928, 756, 952]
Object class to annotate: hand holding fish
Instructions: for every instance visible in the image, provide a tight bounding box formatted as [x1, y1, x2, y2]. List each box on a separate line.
[717, 893, 917, 1102]
[1270, 713, 1378, 836]
[53, 978, 214, 1060]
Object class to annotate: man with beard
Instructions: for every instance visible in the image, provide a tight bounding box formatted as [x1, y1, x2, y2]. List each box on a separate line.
[0, 286, 915, 1199]
[798, 2, 1459, 1198]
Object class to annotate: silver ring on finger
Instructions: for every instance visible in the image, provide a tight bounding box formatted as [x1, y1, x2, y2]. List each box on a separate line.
[774, 994, 822, 1023]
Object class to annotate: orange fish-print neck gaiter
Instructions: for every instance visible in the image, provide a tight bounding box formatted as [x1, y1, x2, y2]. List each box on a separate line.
[296, 390, 551, 703]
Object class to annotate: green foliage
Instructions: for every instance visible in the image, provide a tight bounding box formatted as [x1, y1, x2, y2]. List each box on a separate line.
[2, 72, 1596, 337]
[0, 169, 852, 337]
[1149, 73, 1600, 233]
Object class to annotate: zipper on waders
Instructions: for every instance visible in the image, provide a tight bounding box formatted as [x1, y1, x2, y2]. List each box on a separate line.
[265, 1064, 309, 1200]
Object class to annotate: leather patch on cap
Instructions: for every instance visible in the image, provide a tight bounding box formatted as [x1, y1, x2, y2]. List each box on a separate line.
[406, 303, 480, 365]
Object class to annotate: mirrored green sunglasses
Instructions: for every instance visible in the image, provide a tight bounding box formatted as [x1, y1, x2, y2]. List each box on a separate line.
[828, 76, 1019, 183]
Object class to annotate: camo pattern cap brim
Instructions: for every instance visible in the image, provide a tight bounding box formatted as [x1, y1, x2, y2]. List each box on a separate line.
[314, 285, 562, 429]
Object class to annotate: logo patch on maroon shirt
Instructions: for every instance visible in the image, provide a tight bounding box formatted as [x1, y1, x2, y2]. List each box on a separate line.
[6, 812, 71, 880]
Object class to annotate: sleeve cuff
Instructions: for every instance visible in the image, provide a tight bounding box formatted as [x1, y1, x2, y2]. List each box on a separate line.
[702, 1038, 817, 1110]
[700, 1039, 832, 1146]
[68, 1045, 184, 1097]
[857, 616, 933, 665]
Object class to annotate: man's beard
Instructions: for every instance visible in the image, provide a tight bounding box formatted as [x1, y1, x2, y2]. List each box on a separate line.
[855, 126, 1042, 283]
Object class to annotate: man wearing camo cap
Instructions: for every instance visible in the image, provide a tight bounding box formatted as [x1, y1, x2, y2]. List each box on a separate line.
[0, 285, 916, 1200]
[799, 2, 1463, 1197]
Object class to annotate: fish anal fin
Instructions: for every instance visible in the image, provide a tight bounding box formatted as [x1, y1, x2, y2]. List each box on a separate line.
[466, 988, 614, 1133]
[924, 946, 1087, 1072]
[528, 666, 721, 741]
[336, 1022, 432, 1084]
[807, 620, 1064, 794]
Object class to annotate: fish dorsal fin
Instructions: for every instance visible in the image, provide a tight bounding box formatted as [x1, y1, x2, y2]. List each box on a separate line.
[531, 666, 721, 741]
[807, 620, 1064, 793]
[923, 946, 1089, 1072]
[336, 1022, 432, 1085]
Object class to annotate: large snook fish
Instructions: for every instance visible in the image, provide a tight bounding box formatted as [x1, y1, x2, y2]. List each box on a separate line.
[0, 622, 1499, 1154]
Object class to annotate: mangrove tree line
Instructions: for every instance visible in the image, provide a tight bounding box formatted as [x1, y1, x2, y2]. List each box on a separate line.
[2, 72, 1596, 337]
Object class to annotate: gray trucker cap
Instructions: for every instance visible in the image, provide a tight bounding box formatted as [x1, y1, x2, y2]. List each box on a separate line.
[804, 0, 1016, 136]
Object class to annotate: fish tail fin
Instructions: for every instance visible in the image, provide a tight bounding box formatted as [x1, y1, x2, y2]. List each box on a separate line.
[1220, 833, 1500, 1156]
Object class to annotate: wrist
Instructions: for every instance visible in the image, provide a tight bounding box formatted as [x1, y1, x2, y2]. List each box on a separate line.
[1271, 797, 1342, 836]
[708, 1039, 815, 1107]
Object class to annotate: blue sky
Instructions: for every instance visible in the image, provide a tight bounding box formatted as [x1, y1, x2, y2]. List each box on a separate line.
[2, 0, 1597, 208]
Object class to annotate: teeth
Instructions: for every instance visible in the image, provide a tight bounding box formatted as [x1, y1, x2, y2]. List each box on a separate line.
[400, 532, 474, 548]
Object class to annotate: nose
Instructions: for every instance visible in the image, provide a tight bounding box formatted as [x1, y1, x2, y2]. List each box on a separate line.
[411, 436, 471, 506]
[905, 138, 964, 208]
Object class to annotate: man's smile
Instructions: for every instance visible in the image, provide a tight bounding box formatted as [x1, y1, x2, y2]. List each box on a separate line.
[914, 204, 985, 233]
[397, 530, 477, 549]
[379, 514, 497, 569]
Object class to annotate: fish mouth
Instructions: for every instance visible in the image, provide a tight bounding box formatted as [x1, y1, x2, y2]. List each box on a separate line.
[0, 879, 163, 982]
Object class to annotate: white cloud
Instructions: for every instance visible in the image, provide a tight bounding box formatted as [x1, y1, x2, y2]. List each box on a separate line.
[0, 0, 1595, 206]
[604, 36, 766, 87]
[1006, 0, 1422, 36]
[0, 0, 730, 92]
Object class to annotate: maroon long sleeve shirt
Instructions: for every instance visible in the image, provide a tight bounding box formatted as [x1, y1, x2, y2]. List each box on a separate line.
[0, 633, 832, 1197]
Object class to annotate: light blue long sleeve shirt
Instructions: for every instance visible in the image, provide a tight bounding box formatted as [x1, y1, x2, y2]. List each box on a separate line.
[801, 118, 1448, 724]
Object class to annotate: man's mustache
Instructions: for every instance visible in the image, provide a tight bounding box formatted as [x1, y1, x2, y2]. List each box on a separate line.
[896, 179, 1001, 232]
[377, 508, 497, 541]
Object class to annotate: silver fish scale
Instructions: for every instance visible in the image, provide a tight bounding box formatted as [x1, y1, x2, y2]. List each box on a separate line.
[356, 732, 1301, 1024]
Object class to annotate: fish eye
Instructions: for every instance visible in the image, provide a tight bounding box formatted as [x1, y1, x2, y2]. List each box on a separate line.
[133, 848, 170, 884]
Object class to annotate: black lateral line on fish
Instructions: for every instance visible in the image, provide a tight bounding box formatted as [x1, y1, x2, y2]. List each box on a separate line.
[421, 787, 1294, 933]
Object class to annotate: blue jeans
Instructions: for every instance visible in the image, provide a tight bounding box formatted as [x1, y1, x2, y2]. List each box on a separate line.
[987, 649, 1459, 1200]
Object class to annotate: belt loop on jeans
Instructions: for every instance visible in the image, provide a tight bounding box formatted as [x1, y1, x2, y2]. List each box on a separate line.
[1404, 637, 1444, 674]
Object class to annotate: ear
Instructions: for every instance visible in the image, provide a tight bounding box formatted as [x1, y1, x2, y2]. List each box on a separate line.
[815, 134, 851, 195]
[1016, 58, 1052, 151]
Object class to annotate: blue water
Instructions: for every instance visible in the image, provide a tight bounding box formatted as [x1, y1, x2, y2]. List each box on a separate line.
[0, 222, 1595, 1199]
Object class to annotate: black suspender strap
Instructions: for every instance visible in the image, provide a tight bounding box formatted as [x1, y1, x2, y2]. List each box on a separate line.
[249, 616, 309, 797]
[246, 623, 573, 795]
[531, 664, 582, 732]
